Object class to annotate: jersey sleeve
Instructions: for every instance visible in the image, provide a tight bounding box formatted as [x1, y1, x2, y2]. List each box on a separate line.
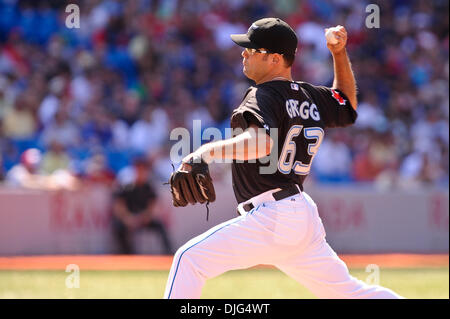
[230, 87, 280, 134]
[301, 83, 358, 128]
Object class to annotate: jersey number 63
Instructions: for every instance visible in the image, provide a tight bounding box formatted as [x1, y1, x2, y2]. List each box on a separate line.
[278, 125, 324, 175]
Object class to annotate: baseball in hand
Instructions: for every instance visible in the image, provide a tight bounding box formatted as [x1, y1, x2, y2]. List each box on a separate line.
[325, 27, 340, 45]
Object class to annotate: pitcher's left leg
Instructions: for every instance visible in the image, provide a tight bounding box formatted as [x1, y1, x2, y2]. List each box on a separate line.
[164, 209, 276, 299]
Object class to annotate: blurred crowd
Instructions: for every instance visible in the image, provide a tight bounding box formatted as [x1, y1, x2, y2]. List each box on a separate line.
[0, 0, 448, 190]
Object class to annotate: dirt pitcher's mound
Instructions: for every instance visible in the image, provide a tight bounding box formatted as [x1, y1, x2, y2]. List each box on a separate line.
[0, 254, 447, 271]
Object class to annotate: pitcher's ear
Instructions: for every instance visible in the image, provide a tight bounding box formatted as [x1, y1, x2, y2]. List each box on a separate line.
[272, 54, 281, 64]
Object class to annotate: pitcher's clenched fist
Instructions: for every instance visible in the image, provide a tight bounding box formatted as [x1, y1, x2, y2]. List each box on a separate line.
[325, 25, 347, 54]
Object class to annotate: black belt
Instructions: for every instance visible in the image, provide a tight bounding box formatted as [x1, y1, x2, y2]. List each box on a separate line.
[241, 184, 302, 213]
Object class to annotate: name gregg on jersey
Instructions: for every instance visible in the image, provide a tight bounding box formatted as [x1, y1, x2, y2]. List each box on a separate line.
[285, 99, 320, 121]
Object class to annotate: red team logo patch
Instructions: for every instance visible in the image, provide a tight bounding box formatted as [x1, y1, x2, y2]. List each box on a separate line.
[331, 89, 346, 105]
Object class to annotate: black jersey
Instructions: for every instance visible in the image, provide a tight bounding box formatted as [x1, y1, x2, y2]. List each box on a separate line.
[230, 80, 357, 204]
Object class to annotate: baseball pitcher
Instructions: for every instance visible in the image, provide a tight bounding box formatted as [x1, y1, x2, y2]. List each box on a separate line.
[164, 18, 402, 299]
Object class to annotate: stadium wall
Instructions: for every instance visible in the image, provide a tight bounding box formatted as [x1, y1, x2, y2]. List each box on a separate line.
[0, 183, 448, 255]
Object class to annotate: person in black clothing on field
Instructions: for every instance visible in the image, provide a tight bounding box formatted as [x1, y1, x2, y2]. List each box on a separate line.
[112, 157, 173, 254]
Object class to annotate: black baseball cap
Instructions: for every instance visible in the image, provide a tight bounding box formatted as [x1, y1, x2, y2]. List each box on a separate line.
[230, 18, 298, 56]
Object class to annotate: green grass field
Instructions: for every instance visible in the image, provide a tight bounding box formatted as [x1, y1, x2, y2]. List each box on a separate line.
[0, 267, 448, 299]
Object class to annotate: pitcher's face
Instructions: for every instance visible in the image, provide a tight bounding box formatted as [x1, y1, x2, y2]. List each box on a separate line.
[241, 48, 273, 82]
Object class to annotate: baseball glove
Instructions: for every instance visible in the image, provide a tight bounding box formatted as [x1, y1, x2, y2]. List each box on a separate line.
[169, 156, 216, 208]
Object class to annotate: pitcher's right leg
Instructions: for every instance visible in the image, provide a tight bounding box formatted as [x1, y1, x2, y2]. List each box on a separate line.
[276, 194, 403, 298]
[276, 239, 403, 299]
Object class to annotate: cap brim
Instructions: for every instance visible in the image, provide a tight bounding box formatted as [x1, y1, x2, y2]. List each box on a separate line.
[230, 34, 259, 49]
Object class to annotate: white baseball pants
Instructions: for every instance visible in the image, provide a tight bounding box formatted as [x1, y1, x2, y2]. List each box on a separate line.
[164, 189, 403, 299]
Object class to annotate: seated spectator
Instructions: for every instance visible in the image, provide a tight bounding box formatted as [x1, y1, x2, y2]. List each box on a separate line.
[80, 107, 114, 148]
[399, 151, 444, 188]
[2, 93, 37, 139]
[112, 157, 173, 254]
[5, 148, 77, 190]
[129, 105, 168, 154]
[352, 150, 383, 182]
[38, 75, 66, 126]
[41, 140, 71, 174]
[41, 109, 80, 149]
[83, 152, 115, 186]
[6, 148, 45, 188]
[111, 90, 141, 150]
[313, 133, 352, 182]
